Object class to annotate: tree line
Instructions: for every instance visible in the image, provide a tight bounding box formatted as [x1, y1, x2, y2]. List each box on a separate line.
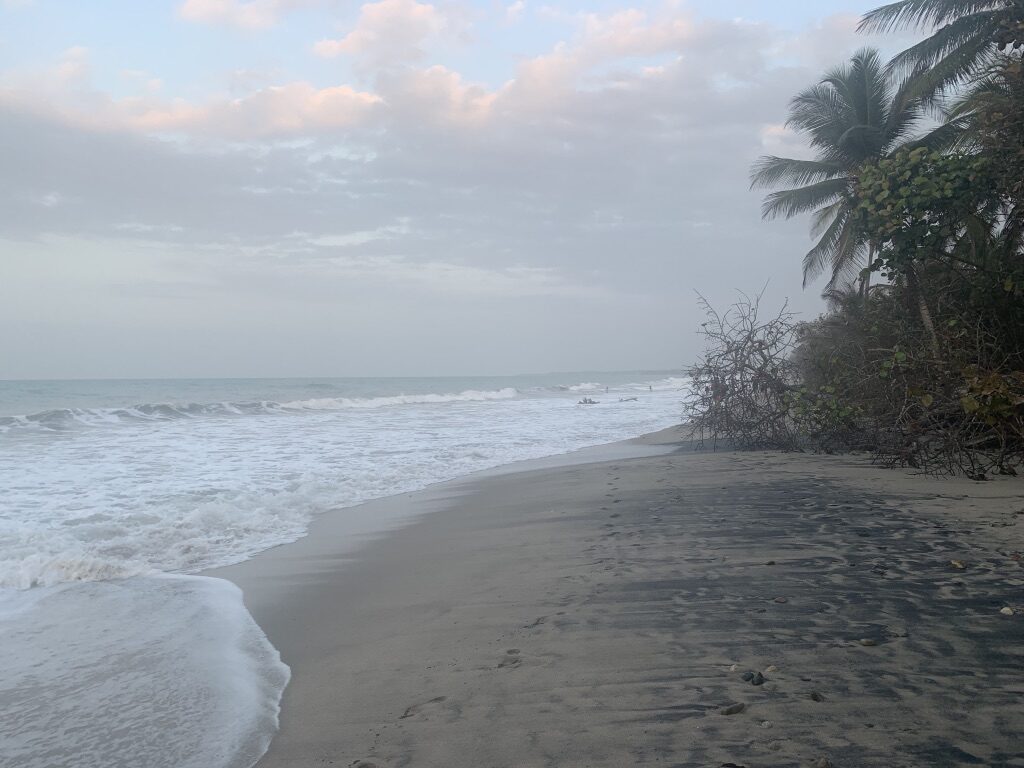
[688, 0, 1024, 477]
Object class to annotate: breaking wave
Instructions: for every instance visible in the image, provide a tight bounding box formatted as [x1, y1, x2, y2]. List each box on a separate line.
[0, 387, 520, 432]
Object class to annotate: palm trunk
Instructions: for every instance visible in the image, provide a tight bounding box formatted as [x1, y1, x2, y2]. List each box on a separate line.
[907, 265, 941, 360]
[862, 244, 874, 307]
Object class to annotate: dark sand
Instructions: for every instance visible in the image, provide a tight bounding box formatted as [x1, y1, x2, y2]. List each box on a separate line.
[214, 429, 1024, 768]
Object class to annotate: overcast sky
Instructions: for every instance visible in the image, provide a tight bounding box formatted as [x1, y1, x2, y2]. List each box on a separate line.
[0, 0, 919, 379]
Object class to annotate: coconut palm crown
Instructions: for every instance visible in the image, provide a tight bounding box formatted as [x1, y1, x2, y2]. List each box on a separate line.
[751, 48, 925, 289]
[859, 0, 1024, 97]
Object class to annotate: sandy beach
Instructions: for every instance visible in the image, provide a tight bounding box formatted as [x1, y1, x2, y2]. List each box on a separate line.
[215, 429, 1024, 768]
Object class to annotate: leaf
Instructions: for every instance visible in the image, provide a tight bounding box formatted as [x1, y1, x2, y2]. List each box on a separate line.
[961, 395, 980, 414]
[920, 394, 934, 408]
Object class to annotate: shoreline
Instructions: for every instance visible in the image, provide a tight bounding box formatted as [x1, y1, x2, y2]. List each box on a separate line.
[214, 432, 1024, 767]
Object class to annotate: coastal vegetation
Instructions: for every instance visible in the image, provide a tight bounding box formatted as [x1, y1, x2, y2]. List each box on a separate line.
[688, 0, 1024, 476]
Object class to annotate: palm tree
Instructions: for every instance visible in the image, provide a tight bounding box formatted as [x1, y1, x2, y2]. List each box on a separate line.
[751, 48, 925, 291]
[859, 0, 1024, 98]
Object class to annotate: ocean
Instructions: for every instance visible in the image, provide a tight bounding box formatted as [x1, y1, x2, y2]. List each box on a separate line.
[0, 372, 685, 767]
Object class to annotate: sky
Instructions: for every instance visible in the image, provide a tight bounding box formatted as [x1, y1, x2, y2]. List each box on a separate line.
[0, 0, 921, 379]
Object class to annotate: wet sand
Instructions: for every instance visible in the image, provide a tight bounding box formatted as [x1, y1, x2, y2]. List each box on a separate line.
[215, 430, 1024, 768]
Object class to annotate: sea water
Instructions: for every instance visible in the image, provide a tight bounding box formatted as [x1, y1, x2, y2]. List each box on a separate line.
[0, 372, 684, 767]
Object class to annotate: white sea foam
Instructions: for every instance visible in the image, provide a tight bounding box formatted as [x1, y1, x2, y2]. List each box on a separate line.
[0, 387, 521, 433]
[281, 387, 519, 410]
[0, 574, 289, 768]
[0, 377, 684, 588]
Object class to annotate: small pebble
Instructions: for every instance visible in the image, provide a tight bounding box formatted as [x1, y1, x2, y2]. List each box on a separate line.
[766, 560, 776, 566]
[728, 664, 738, 672]
[720, 702, 745, 716]
[741, 671, 754, 681]
[1000, 607, 1015, 616]
[759, 720, 773, 729]
[764, 665, 778, 673]
[858, 638, 877, 647]
[809, 691, 825, 702]
[773, 597, 788, 604]
[750, 672, 765, 686]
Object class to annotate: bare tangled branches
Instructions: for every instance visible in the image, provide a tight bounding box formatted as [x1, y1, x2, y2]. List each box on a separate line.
[685, 288, 803, 451]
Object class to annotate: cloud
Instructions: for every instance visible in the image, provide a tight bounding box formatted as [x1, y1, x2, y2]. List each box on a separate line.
[313, 0, 465, 68]
[505, 0, 525, 23]
[53, 46, 91, 83]
[133, 82, 383, 137]
[579, 7, 696, 59]
[0, 53, 382, 138]
[177, 0, 311, 29]
[376, 65, 495, 127]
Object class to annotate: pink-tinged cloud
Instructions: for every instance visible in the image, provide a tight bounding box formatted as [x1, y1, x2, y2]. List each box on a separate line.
[128, 83, 382, 137]
[580, 9, 696, 58]
[0, 59, 382, 139]
[314, 0, 459, 66]
[497, 7, 698, 110]
[177, 0, 310, 29]
[378, 65, 495, 127]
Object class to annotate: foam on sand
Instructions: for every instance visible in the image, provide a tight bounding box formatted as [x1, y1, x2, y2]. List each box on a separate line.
[0, 574, 289, 768]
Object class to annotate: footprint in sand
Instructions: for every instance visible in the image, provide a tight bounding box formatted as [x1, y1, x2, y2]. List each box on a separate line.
[498, 649, 522, 669]
[398, 696, 447, 720]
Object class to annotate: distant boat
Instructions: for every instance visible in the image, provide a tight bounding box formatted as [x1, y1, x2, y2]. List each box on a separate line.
[577, 398, 599, 405]
[619, 397, 638, 402]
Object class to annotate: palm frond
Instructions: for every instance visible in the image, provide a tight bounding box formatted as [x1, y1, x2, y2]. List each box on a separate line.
[883, 67, 928, 146]
[788, 83, 855, 153]
[908, 115, 975, 151]
[762, 178, 850, 221]
[952, 211, 998, 267]
[811, 200, 845, 239]
[826, 223, 869, 290]
[887, 16, 1002, 102]
[859, 0, 1003, 34]
[947, 56, 1015, 116]
[888, 12, 996, 72]
[849, 48, 892, 129]
[749, 157, 846, 190]
[801, 205, 863, 287]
